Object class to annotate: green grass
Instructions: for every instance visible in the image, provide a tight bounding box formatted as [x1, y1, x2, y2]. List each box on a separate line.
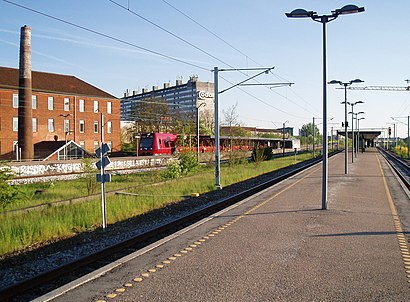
[0, 153, 312, 257]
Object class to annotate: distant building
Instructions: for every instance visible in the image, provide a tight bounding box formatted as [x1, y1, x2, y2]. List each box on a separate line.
[121, 76, 214, 126]
[0, 66, 120, 160]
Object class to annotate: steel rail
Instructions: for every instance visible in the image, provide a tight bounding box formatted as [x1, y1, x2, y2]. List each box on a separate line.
[0, 152, 339, 300]
[377, 147, 410, 190]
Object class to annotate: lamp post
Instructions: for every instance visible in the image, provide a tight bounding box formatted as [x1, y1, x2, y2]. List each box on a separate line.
[329, 79, 364, 173]
[196, 102, 206, 162]
[348, 102, 364, 162]
[282, 120, 289, 156]
[357, 117, 365, 152]
[286, 4, 364, 210]
[351, 111, 365, 156]
[59, 113, 71, 160]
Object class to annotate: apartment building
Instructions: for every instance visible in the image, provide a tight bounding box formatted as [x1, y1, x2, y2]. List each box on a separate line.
[0, 66, 120, 160]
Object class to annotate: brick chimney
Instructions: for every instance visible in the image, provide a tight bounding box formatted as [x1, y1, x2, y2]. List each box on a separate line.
[18, 25, 34, 160]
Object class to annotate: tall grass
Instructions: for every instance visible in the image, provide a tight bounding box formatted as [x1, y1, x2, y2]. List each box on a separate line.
[0, 153, 311, 256]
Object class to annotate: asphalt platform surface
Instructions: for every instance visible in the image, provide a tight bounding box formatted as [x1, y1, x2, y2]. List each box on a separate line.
[43, 149, 410, 302]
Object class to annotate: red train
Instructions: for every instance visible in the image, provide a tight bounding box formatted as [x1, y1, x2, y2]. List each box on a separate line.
[138, 132, 299, 156]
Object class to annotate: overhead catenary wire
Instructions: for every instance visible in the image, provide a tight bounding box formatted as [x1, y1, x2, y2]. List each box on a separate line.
[158, 0, 319, 117]
[3, 0, 311, 120]
[2, 0, 209, 72]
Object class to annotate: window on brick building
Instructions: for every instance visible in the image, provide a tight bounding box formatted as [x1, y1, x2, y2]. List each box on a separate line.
[94, 141, 99, 151]
[79, 99, 85, 112]
[64, 119, 70, 133]
[107, 102, 112, 114]
[94, 100, 99, 113]
[32, 95, 37, 109]
[107, 121, 112, 133]
[79, 120, 85, 133]
[32, 118, 37, 132]
[80, 141, 85, 149]
[48, 97, 54, 110]
[13, 94, 18, 108]
[48, 119, 54, 132]
[13, 117, 18, 131]
[64, 98, 70, 111]
[94, 121, 99, 133]
[107, 141, 112, 152]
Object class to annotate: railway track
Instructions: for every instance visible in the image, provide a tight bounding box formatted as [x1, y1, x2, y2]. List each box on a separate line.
[377, 147, 410, 189]
[0, 152, 336, 301]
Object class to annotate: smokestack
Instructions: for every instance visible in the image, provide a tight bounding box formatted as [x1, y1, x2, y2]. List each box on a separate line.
[18, 25, 34, 160]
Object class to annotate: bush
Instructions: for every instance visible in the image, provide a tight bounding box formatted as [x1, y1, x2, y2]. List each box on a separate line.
[252, 147, 273, 163]
[161, 160, 182, 179]
[81, 158, 98, 195]
[179, 152, 199, 174]
[161, 152, 199, 180]
[0, 164, 20, 209]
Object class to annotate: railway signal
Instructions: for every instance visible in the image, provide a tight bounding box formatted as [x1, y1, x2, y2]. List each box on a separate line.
[95, 142, 111, 229]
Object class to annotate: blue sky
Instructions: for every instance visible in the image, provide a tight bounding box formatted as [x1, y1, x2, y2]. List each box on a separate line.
[1, 0, 410, 137]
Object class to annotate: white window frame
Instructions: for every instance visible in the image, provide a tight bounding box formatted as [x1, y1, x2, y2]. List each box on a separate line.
[13, 117, 18, 131]
[48, 97, 54, 110]
[64, 97, 70, 111]
[80, 141, 85, 149]
[32, 95, 37, 109]
[79, 99, 85, 112]
[32, 118, 37, 132]
[94, 121, 99, 133]
[64, 119, 70, 133]
[107, 121, 112, 133]
[79, 120, 85, 133]
[94, 141, 100, 151]
[48, 118, 54, 132]
[107, 101, 112, 114]
[13, 94, 19, 108]
[94, 100, 99, 113]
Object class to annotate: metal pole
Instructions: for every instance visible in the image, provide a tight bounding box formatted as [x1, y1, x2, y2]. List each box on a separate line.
[214, 67, 221, 189]
[344, 85, 348, 174]
[282, 122, 285, 156]
[351, 104, 354, 163]
[321, 18, 328, 210]
[313, 117, 315, 158]
[100, 113, 107, 229]
[197, 106, 199, 162]
[407, 116, 410, 158]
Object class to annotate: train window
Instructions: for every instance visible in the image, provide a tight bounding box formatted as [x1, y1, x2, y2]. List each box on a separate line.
[140, 137, 153, 148]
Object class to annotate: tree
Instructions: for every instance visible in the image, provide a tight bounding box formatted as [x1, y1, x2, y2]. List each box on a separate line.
[132, 97, 170, 133]
[300, 122, 320, 144]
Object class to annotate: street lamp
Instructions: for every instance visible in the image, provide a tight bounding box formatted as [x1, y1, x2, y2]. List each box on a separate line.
[286, 4, 365, 210]
[348, 101, 364, 162]
[59, 113, 71, 160]
[196, 102, 206, 162]
[357, 117, 365, 152]
[282, 120, 289, 156]
[329, 78, 364, 173]
[349, 111, 365, 156]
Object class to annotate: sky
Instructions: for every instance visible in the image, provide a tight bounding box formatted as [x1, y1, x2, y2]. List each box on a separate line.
[1, 0, 410, 137]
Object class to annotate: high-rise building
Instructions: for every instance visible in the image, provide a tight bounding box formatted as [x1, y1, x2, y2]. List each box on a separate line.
[121, 76, 214, 127]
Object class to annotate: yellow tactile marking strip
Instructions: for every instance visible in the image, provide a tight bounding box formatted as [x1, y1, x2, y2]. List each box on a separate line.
[377, 154, 410, 285]
[95, 165, 322, 301]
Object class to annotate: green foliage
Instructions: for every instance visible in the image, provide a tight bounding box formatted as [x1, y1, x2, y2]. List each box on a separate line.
[0, 164, 20, 209]
[161, 160, 182, 179]
[81, 158, 98, 195]
[179, 152, 199, 174]
[162, 152, 199, 179]
[252, 147, 273, 164]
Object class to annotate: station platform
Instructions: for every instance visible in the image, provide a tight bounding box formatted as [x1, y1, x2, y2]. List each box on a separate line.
[47, 149, 410, 302]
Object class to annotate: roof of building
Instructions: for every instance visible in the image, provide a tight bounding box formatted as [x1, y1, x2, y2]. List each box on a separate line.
[0, 66, 118, 99]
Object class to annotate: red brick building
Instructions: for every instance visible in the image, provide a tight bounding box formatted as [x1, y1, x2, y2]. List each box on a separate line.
[0, 66, 120, 160]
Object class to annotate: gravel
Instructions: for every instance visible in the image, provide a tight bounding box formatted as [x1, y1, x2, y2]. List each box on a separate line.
[0, 160, 312, 292]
